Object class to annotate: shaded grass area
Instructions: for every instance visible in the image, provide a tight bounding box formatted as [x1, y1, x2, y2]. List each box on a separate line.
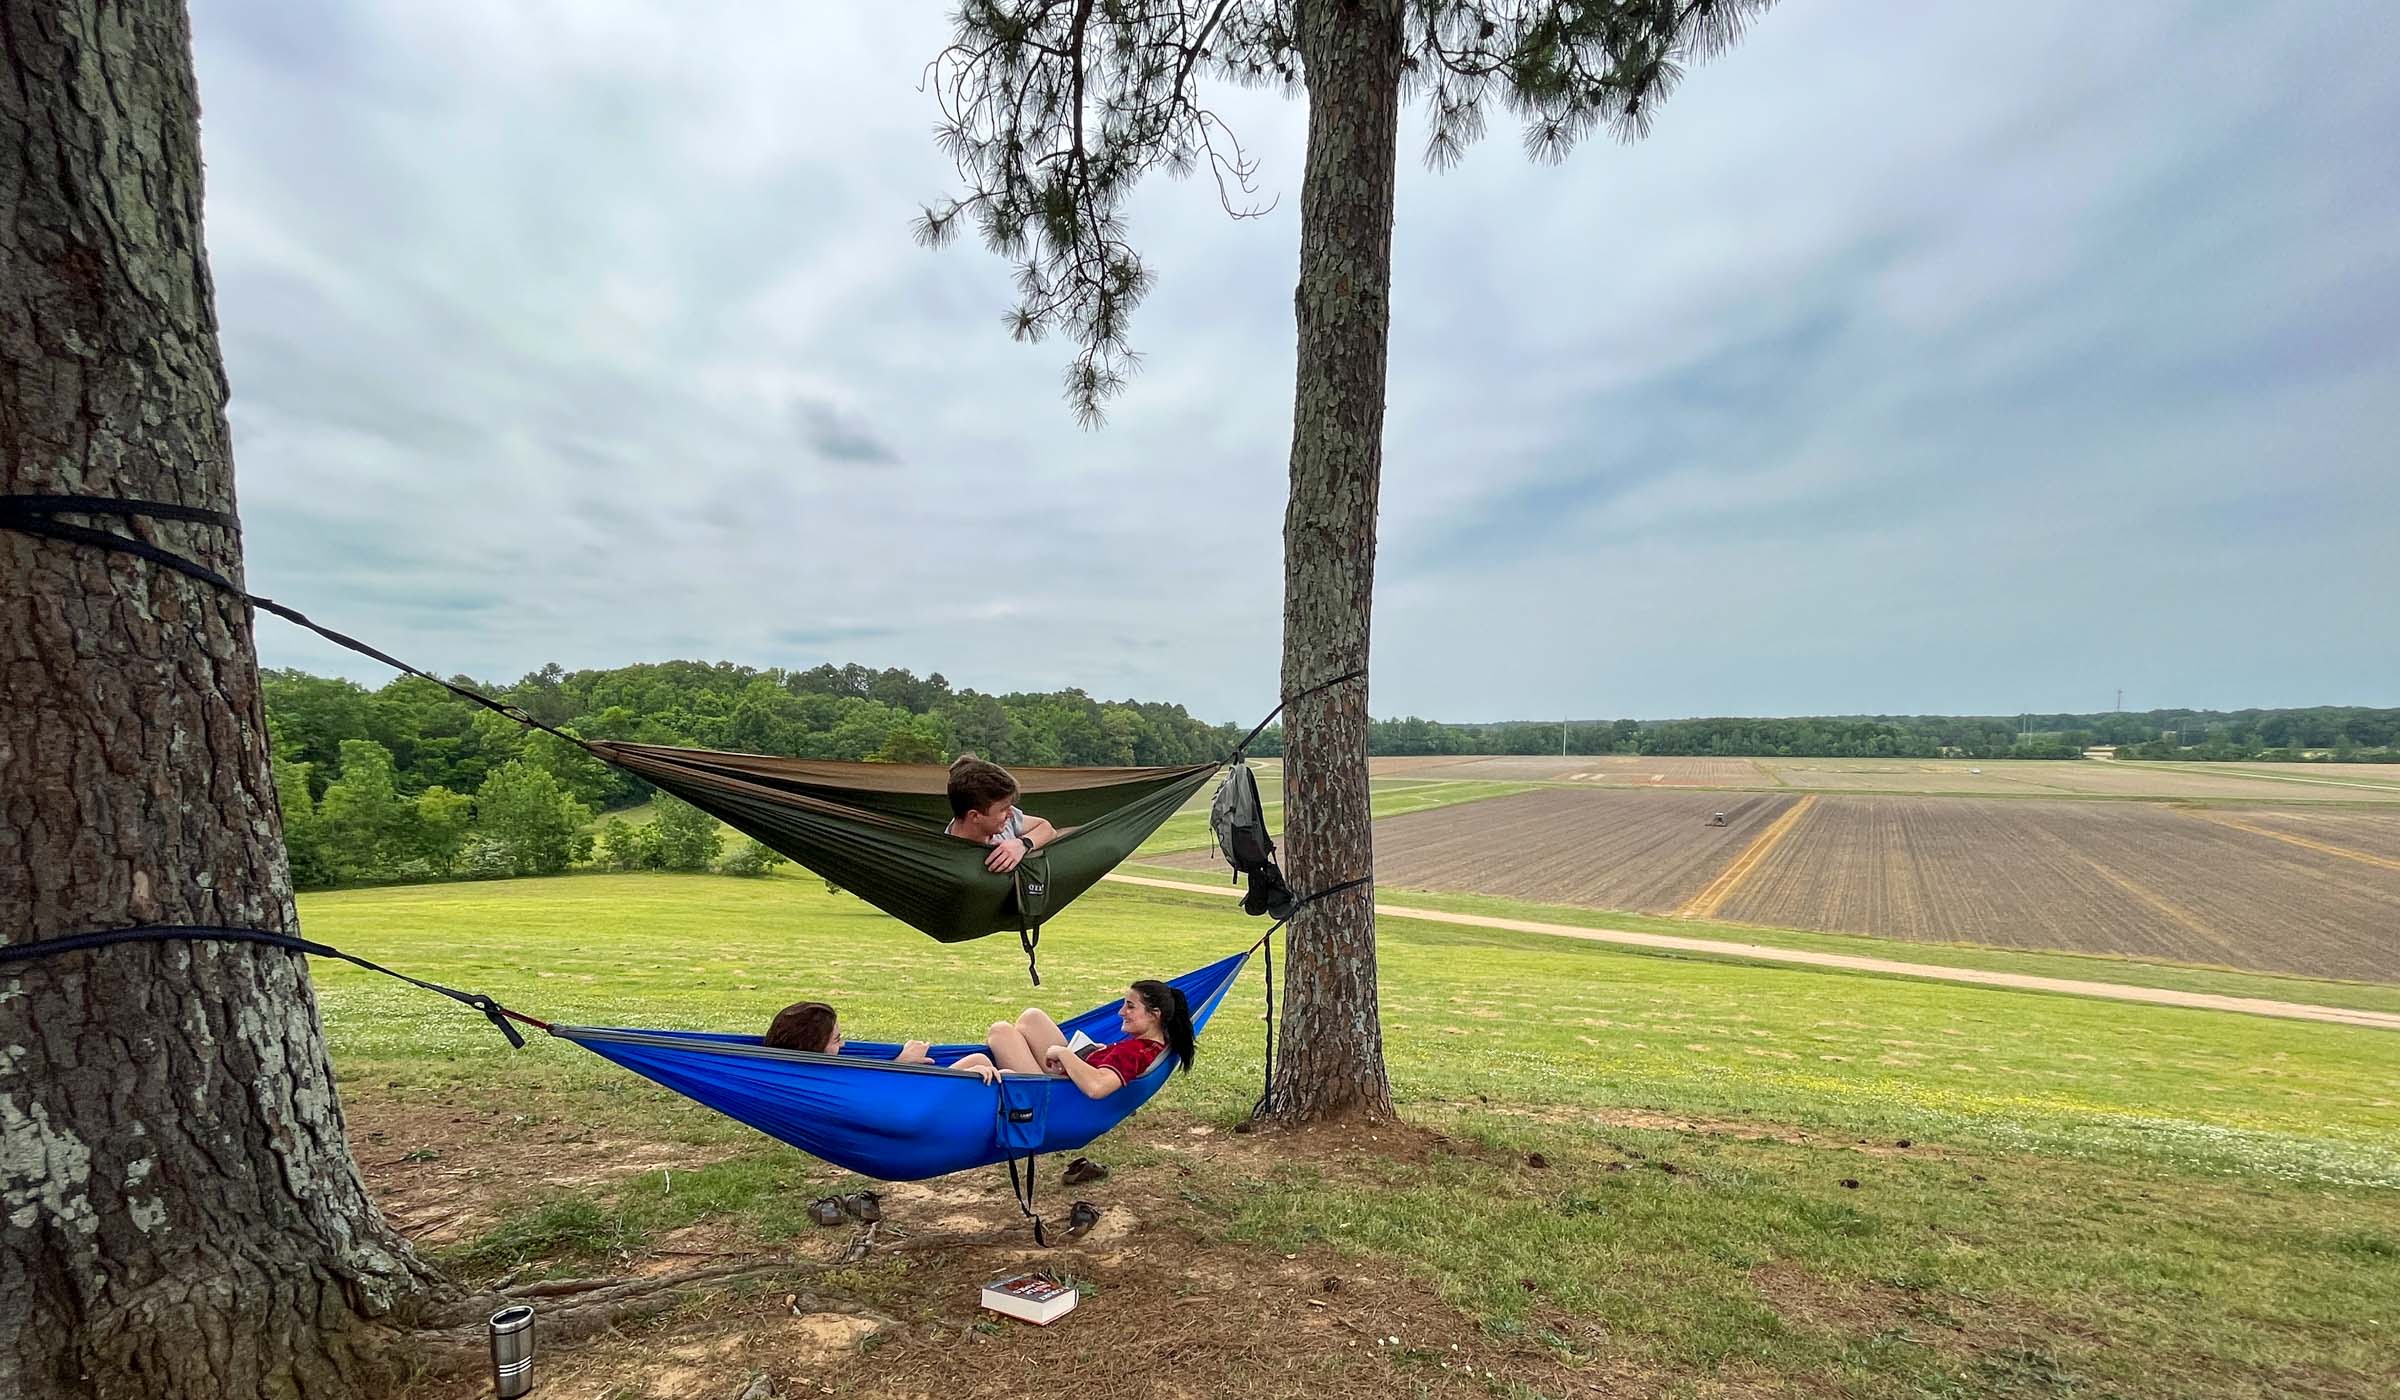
[1116, 861, 2400, 1019]
[310, 874, 2400, 1397]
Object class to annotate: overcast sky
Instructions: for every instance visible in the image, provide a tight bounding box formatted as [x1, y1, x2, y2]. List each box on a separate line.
[189, 2, 2400, 724]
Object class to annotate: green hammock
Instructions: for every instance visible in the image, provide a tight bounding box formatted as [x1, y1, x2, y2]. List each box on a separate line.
[590, 743, 1218, 948]
[0, 495, 1357, 984]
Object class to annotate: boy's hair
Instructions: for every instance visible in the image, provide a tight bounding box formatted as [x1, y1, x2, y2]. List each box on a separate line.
[764, 1001, 837, 1053]
[947, 753, 1020, 818]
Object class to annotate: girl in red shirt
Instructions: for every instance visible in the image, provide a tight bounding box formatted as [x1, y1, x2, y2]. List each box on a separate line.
[948, 979, 1194, 1097]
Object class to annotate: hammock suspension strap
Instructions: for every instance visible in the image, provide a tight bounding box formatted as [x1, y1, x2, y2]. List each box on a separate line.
[1246, 875, 1372, 1120]
[0, 495, 589, 750]
[0, 924, 547, 1048]
[1006, 1152, 1048, 1248]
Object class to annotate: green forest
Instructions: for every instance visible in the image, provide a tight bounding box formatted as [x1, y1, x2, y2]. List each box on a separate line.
[263, 661, 2399, 887]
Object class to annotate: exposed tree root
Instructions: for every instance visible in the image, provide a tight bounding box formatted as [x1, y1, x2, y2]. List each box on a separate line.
[395, 1221, 1030, 1385]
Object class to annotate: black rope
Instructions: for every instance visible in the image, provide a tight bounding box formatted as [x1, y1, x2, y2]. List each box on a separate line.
[1226, 667, 1366, 761]
[0, 495, 592, 751]
[0, 924, 545, 1048]
[1244, 874, 1371, 1119]
[1255, 935, 1275, 1118]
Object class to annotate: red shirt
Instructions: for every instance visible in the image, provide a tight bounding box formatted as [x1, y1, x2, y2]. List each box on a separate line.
[1083, 1036, 1165, 1086]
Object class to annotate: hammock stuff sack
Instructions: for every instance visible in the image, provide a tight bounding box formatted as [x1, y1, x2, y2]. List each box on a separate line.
[593, 745, 1214, 941]
[588, 744, 1216, 944]
[549, 949, 1250, 1181]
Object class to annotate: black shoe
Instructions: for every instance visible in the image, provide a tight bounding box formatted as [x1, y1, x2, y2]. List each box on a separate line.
[841, 1190, 883, 1223]
[809, 1197, 847, 1228]
[1065, 1201, 1101, 1238]
[1061, 1157, 1109, 1186]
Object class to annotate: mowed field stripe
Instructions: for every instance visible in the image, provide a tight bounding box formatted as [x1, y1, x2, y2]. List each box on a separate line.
[2195, 812, 2400, 874]
[1101, 874, 2400, 1030]
[1679, 795, 1817, 919]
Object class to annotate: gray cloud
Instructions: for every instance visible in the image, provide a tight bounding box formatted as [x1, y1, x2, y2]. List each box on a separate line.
[190, 1, 2400, 721]
[793, 397, 900, 466]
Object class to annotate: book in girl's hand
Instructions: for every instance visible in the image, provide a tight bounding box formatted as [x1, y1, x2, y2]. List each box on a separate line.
[980, 1272, 1079, 1325]
[1065, 1029, 1098, 1055]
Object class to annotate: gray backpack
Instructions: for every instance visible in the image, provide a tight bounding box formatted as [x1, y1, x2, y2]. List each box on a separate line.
[1210, 759, 1296, 919]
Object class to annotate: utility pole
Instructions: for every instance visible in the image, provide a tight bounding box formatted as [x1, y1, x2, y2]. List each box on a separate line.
[1561, 715, 1569, 757]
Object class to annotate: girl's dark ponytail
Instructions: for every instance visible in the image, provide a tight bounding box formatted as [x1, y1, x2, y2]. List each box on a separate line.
[1135, 979, 1196, 1074]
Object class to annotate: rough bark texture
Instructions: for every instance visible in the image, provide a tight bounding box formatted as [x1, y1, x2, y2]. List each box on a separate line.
[1265, 0, 1404, 1123]
[1, 3, 441, 1396]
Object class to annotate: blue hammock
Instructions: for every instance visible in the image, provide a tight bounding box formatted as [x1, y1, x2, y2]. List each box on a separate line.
[546, 950, 1251, 1181]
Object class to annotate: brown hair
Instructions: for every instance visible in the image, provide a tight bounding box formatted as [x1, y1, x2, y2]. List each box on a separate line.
[947, 754, 1020, 818]
[764, 1001, 837, 1053]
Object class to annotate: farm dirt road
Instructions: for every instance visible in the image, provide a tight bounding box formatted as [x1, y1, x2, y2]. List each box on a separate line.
[1105, 873, 2400, 1031]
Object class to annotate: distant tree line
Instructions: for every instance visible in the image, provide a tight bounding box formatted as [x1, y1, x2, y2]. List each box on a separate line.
[267, 664, 2399, 888]
[1275, 707, 2398, 763]
[263, 660, 1240, 887]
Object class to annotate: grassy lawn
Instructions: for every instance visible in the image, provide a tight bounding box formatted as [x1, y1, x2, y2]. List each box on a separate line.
[1117, 863, 2400, 1019]
[308, 873, 2399, 1398]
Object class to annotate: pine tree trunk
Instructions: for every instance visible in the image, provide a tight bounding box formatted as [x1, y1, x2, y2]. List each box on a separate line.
[1264, 1, 1404, 1123]
[1, 3, 443, 1396]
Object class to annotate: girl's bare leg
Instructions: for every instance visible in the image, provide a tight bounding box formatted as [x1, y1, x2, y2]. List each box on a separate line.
[1013, 1008, 1068, 1065]
[985, 1022, 1044, 1073]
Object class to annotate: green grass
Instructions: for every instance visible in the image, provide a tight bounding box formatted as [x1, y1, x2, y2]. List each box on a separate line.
[307, 873, 2400, 1396]
[1113, 865, 2400, 1020]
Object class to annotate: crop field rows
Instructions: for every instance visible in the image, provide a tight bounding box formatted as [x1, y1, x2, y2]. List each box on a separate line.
[1712, 796, 2400, 980]
[1367, 754, 2400, 802]
[1166, 786, 2400, 981]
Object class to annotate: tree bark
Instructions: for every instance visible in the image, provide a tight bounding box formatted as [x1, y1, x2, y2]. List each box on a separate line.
[1264, 0, 1405, 1123]
[1, 3, 444, 1396]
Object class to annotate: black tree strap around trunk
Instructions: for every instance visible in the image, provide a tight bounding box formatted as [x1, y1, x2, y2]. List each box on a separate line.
[0, 924, 547, 1048]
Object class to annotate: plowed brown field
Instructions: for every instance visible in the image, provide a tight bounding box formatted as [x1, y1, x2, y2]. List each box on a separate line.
[1158, 788, 1798, 911]
[1715, 797, 2400, 979]
[1373, 755, 1775, 786]
[1175, 788, 2400, 981]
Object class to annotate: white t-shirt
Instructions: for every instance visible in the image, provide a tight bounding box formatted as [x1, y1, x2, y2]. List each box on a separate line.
[946, 807, 1027, 844]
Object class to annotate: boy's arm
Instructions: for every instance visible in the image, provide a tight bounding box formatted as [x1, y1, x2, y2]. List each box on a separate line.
[1018, 814, 1058, 849]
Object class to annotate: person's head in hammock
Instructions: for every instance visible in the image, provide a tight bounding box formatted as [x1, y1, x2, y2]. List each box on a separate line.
[944, 754, 1057, 874]
[944, 979, 1195, 1097]
[763, 1000, 932, 1066]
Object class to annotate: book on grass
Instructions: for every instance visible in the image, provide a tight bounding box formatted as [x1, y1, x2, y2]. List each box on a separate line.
[1065, 1029, 1098, 1055]
[981, 1272, 1079, 1325]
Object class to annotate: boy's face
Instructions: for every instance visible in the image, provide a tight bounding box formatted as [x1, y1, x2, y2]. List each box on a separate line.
[960, 797, 1014, 839]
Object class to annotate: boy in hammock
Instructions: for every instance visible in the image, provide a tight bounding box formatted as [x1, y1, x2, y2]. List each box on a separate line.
[943, 753, 1057, 873]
